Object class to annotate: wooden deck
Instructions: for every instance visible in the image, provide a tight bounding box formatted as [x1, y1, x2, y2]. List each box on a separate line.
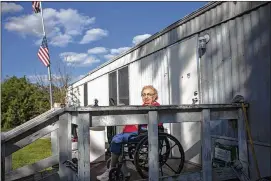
[2, 104, 249, 181]
[89, 155, 201, 181]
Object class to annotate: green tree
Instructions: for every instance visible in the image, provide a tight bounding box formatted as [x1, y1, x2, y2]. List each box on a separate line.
[1, 76, 50, 129]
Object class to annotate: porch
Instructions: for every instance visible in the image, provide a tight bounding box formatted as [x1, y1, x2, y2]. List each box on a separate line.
[1, 104, 248, 181]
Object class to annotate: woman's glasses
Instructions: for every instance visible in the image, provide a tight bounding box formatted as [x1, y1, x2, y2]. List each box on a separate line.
[141, 93, 155, 97]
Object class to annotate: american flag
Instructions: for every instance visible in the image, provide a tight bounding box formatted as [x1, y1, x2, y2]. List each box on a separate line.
[32, 1, 40, 13]
[38, 36, 50, 67]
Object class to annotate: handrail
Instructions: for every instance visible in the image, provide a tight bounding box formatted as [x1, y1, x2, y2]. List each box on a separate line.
[2, 104, 246, 144]
[1, 104, 249, 181]
[65, 103, 247, 112]
[2, 108, 65, 143]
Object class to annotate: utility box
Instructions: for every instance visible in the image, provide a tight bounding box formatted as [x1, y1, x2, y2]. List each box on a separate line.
[212, 139, 239, 181]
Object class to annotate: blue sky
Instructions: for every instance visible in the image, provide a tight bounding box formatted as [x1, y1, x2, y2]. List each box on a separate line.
[1, 1, 207, 84]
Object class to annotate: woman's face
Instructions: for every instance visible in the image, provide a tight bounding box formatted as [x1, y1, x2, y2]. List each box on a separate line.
[141, 88, 157, 105]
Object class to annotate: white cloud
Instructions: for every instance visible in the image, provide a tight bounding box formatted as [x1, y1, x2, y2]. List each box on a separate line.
[104, 54, 116, 60]
[27, 74, 61, 85]
[103, 34, 151, 60]
[27, 74, 46, 83]
[110, 47, 130, 54]
[60, 52, 100, 67]
[88, 47, 108, 54]
[103, 47, 131, 60]
[80, 28, 108, 44]
[50, 34, 73, 47]
[55, 9, 95, 36]
[71, 74, 85, 83]
[28, 74, 84, 85]
[132, 34, 151, 45]
[4, 8, 95, 47]
[1, 2, 23, 14]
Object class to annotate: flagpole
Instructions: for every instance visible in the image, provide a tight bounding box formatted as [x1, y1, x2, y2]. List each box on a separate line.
[40, 2, 53, 109]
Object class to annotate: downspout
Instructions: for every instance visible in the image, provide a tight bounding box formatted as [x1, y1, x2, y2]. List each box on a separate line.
[197, 34, 210, 104]
[197, 35, 203, 104]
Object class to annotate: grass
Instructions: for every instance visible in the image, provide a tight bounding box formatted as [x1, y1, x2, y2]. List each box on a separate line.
[1, 127, 12, 132]
[12, 138, 52, 170]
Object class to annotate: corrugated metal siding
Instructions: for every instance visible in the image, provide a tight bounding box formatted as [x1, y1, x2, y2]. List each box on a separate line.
[69, 1, 270, 178]
[129, 49, 171, 132]
[167, 35, 201, 164]
[87, 74, 109, 106]
[199, 3, 271, 179]
[200, 2, 271, 142]
[72, 2, 266, 88]
[129, 49, 170, 106]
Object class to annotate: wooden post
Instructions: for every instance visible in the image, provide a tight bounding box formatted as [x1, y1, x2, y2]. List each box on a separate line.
[58, 113, 72, 181]
[148, 111, 159, 181]
[51, 106, 61, 157]
[5, 156, 12, 173]
[1, 144, 6, 181]
[78, 113, 91, 181]
[51, 123, 59, 157]
[201, 109, 212, 181]
[237, 108, 249, 176]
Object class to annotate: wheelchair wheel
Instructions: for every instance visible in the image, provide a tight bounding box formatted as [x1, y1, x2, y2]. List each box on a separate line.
[128, 144, 136, 161]
[256, 177, 271, 181]
[134, 133, 185, 179]
[109, 167, 125, 181]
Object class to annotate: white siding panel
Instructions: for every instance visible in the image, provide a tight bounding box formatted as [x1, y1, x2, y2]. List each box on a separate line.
[69, 2, 270, 177]
[87, 74, 109, 106]
[78, 85, 84, 107]
[168, 35, 200, 164]
[72, 2, 260, 90]
[199, 4, 271, 179]
[129, 49, 170, 106]
[129, 49, 171, 132]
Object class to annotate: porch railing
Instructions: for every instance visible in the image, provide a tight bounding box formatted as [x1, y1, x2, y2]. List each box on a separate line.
[1, 104, 249, 181]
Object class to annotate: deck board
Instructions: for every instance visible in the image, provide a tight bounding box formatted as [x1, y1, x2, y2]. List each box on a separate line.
[89, 155, 201, 181]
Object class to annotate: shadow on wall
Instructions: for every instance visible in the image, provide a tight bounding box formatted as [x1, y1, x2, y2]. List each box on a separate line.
[131, 1, 271, 179]
[199, 3, 271, 179]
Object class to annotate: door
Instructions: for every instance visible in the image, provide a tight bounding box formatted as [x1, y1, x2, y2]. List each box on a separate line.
[129, 49, 171, 132]
[108, 66, 130, 135]
[168, 35, 201, 164]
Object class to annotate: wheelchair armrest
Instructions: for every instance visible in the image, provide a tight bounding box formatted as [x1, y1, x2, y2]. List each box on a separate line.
[138, 129, 147, 135]
[128, 132, 147, 142]
[127, 134, 140, 141]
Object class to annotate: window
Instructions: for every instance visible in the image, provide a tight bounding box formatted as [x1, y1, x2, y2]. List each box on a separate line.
[108, 66, 130, 105]
[83, 83, 88, 106]
[109, 71, 117, 106]
[118, 66, 129, 105]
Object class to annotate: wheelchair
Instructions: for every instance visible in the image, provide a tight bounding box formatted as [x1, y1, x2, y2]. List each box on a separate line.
[107, 125, 185, 181]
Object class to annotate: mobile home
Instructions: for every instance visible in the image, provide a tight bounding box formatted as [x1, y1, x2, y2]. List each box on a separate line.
[68, 2, 271, 180]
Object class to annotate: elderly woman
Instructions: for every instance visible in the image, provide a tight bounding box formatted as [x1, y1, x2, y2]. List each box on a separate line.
[97, 85, 161, 181]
